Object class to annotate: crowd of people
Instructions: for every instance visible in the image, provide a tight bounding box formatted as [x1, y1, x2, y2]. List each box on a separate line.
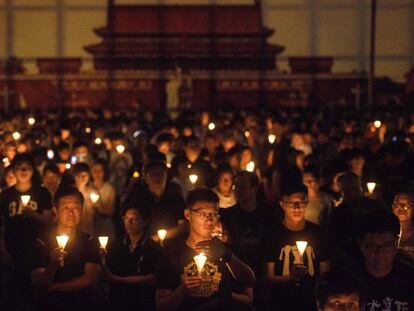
[0, 106, 414, 311]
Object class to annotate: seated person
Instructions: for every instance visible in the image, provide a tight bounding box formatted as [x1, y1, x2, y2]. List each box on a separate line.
[350, 209, 414, 310]
[315, 270, 360, 311]
[30, 186, 100, 311]
[155, 188, 255, 311]
[103, 204, 162, 311]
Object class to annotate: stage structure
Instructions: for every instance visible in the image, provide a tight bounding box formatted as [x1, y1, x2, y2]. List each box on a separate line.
[0, 1, 366, 111]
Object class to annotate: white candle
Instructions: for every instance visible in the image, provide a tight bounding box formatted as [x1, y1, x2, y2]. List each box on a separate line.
[12, 131, 21, 141]
[296, 241, 308, 264]
[90, 192, 100, 204]
[28, 117, 36, 125]
[56, 235, 69, 267]
[246, 161, 255, 172]
[208, 122, 215, 130]
[85, 127, 91, 134]
[98, 236, 109, 250]
[21, 195, 31, 207]
[65, 163, 71, 170]
[157, 229, 167, 242]
[367, 182, 376, 194]
[47, 149, 54, 160]
[374, 120, 381, 129]
[116, 145, 125, 154]
[189, 174, 198, 185]
[268, 134, 276, 144]
[194, 253, 207, 274]
[94, 137, 102, 145]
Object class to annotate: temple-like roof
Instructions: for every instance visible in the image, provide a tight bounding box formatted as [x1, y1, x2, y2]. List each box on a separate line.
[96, 4, 273, 36]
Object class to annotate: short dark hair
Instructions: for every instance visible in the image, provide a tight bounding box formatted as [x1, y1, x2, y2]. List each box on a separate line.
[186, 188, 219, 210]
[11, 152, 35, 169]
[72, 163, 90, 176]
[303, 164, 321, 180]
[143, 161, 167, 176]
[315, 270, 359, 308]
[281, 184, 308, 198]
[121, 204, 152, 224]
[358, 209, 400, 240]
[53, 185, 84, 208]
[43, 163, 61, 177]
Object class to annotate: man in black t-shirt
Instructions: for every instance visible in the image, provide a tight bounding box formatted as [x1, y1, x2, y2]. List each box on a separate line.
[263, 185, 330, 311]
[30, 186, 100, 311]
[156, 188, 255, 311]
[0, 153, 52, 309]
[349, 209, 414, 310]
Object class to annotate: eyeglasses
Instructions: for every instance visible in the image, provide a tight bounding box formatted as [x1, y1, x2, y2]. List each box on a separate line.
[392, 202, 412, 210]
[190, 209, 220, 220]
[284, 201, 307, 209]
[363, 240, 398, 254]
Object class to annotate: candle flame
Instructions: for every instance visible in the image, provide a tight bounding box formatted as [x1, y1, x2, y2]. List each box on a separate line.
[21, 195, 31, 207]
[296, 241, 308, 257]
[56, 235, 69, 249]
[367, 182, 376, 194]
[157, 229, 167, 241]
[194, 253, 207, 273]
[98, 236, 109, 249]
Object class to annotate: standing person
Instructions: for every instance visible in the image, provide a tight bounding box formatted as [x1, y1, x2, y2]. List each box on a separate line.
[155, 188, 255, 311]
[0, 152, 52, 310]
[392, 190, 414, 267]
[264, 185, 330, 311]
[350, 209, 414, 309]
[103, 205, 162, 311]
[42, 163, 62, 197]
[90, 159, 116, 239]
[212, 165, 237, 209]
[30, 186, 101, 311]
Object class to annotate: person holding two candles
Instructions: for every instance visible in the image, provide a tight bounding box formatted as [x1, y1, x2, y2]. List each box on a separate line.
[0, 152, 52, 310]
[263, 184, 330, 311]
[30, 186, 100, 311]
[156, 188, 255, 311]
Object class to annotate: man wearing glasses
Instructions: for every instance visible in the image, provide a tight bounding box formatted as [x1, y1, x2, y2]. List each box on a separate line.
[351, 209, 414, 310]
[263, 185, 330, 311]
[155, 188, 255, 311]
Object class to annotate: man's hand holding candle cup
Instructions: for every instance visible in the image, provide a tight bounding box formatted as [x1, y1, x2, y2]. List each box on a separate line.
[55, 235, 69, 267]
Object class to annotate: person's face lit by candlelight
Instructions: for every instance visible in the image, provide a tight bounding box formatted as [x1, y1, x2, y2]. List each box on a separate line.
[185, 201, 220, 240]
[281, 192, 308, 224]
[43, 169, 61, 195]
[392, 192, 413, 223]
[217, 171, 234, 195]
[14, 162, 33, 184]
[4, 169, 17, 188]
[302, 172, 320, 193]
[123, 208, 147, 237]
[54, 194, 83, 231]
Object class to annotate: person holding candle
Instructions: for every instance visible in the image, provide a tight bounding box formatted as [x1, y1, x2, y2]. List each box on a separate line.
[156, 188, 255, 311]
[0, 152, 52, 310]
[42, 163, 62, 197]
[30, 186, 100, 311]
[263, 185, 330, 311]
[102, 205, 162, 311]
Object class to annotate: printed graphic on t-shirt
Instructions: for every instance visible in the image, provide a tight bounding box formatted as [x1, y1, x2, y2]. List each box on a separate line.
[279, 244, 315, 276]
[362, 298, 408, 311]
[8, 200, 37, 216]
[182, 260, 222, 298]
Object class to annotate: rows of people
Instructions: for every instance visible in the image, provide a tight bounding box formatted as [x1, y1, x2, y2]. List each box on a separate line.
[0, 107, 414, 310]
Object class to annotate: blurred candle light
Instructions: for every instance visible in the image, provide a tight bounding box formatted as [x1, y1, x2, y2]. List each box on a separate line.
[296, 241, 308, 263]
[12, 131, 21, 140]
[98, 236, 109, 250]
[28, 117, 36, 125]
[157, 229, 167, 244]
[70, 155, 77, 165]
[268, 134, 276, 144]
[116, 145, 125, 154]
[374, 120, 382, 129]
[244, 130, 250, 138]
[166, 163, 171, 168]
[194, 253, 207, 275]
[21, 195, 31, 207]
[85, 127, 91, 134]
[2, 157, 10, 167]
[367, 182, 376, 194]
[90, 192, 100, 204]
[189, 174, 198, 185]
[94, 137, 102, 145]
[246, 161, 255, 172]
[208, 122, 215, 131]
[65, 163, 71, 170]
[133, 171, 140, 178]
[56, 235, 69, 267]
[47, 149, 54, 160]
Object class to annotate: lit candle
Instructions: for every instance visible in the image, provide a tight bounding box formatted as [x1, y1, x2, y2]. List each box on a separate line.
[246, 161, 255, 172]
[2, 157, 10, 167]
[70, 155, 77, 165]
[94, 137, 102, 145]
[65, 163, 71, 170]
[90, 192, 100, 204]
[244, 130, 250, 138]
[12, 131, 21, 141]
[367, 182, 376, 194]
[208, 122, 216, 130]
[56, 235, 69, 267]
[116, 145, 125, 154]
[21, 195, 31, 207]
[268, 134, 276, 144]
[47, 149, 54, 160]
[157, 229, 167, 243]
[28, 117, 36, 125]
[166, 163, 172, 168]
[296, 241, 308, 264]
[85, 127, 91, 134]
[98, 236, 109, 250]
[133, 171, 140, 178]
[189, 174, 198, 185]
[194, 253, 207, 275]
[374, 120, 382, 129]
